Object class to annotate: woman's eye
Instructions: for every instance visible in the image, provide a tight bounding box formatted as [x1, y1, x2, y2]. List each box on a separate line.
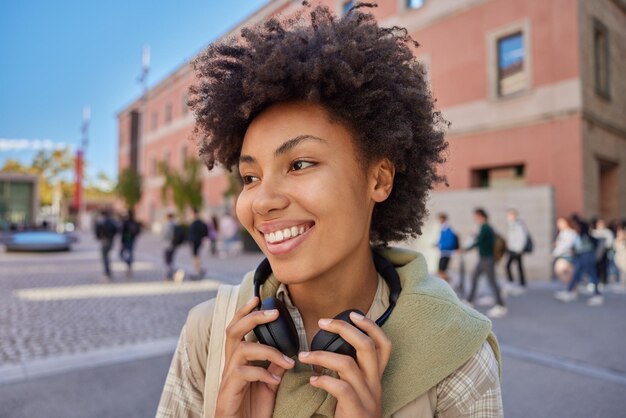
[291, 160, 315, 171]
[241, 175, 259, 185]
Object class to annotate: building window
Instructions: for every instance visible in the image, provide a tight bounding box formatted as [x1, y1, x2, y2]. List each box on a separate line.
[151, 111, 158, 131]
[593, 19, 610, 99]
[472, 165, 525, 189]
[165, 103, 173, 124]
[497, 32, 526, 97]
[343, 1, 354, 15]
[407, 0, 425, 9]
[164, 151, 171, 167]
[151, 157, 157, 175]
[181, 93, 189, 115]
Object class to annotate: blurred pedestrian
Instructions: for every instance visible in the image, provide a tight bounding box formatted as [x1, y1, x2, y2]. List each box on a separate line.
[505, 209, 529, 295]
[188, 208, 209, 279]
[591, 218, 614, 286]
[435, 213, 459, 282]
[461, 208, 507, 318]
[218, 212, 239, 257]
[163, 213, 185, 281]
[208, 215, 219, 256]
[555, 217, 603, 306]
[94, 209, 118, 281]
[614, 222, 626, 284]
[119, 210, 141, 278]
[552, 217, 576, 284]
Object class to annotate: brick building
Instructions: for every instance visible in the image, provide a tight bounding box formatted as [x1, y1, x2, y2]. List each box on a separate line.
[118, 0, 626, 228]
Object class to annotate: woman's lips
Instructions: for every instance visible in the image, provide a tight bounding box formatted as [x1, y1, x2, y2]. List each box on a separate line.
[262, 224, 314, 256]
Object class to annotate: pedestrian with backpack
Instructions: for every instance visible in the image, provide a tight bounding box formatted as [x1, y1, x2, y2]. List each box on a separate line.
[120, 209, 141, 278]
[94, 209, 118, 281]
[505, 209, 530, 295]
[436, 213, 459, 282]
[460, 208, 507, 318]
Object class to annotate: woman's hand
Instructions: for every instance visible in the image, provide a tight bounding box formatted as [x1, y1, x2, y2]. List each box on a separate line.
[215, 297, 296, 418]
[298, 312, 392, 418]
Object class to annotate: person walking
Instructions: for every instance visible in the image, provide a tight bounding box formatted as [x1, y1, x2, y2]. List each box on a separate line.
[592, 218, 614, 287]
[163, 213, 184, 281]
[188, 208, 209, 279]
[119, 210, 141, 278]
[208, 215, 219, 256]
[435, 213, 459, 282]
[553, 217, 577, 284]
[94, 209, 118, 281]
[462, 208, 507, 318]
[505, 209, 529, 295]
[555, 217, 603, 306]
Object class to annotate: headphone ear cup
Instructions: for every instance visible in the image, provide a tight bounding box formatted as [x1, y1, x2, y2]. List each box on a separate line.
[310, 309, 365, 359]
[252, 297, 300, 358]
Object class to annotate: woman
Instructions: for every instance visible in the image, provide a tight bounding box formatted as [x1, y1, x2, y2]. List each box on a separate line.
[158, 4, 502, 417]
[552, 217, 576, 284]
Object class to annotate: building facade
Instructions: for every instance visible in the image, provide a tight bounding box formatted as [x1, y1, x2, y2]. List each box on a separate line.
[118, 0, 626, 228]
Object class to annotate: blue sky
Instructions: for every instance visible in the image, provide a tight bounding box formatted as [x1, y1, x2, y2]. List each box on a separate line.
[0, 0, 267, 183]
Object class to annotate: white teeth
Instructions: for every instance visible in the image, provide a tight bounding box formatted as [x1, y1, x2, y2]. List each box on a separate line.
[264, 225, 310, 244]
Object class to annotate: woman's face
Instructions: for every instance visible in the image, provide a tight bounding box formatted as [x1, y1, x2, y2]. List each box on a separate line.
[236, 101, 385, 284]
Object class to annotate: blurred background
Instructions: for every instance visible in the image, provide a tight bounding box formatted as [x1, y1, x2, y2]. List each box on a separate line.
[1, 0, 625, 417]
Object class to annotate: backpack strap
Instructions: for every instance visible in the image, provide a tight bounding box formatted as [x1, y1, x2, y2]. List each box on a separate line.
[203, 284, 241, 418]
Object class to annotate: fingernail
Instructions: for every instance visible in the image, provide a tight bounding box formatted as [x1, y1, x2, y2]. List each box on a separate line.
[271, 373, 281, 382]
[310, 375, 318, 383]
[284, 355, 295, 364]
[299, 351, 310, 359]
[264, 309, 278, 316]
[318, 318, 332, 326]
[248, 297, 257, 304]
[350, 311, 365, 321]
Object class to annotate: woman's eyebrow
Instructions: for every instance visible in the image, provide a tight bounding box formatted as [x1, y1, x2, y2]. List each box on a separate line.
[238, 134, 327, 165]
[274, 135, 327, 157]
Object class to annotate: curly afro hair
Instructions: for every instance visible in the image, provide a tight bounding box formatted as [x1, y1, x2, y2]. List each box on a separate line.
[188, 2, 448, 245]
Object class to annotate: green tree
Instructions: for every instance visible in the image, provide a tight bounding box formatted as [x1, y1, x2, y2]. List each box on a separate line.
[115, 168, 142, 211]
[159, 157, 204, 220]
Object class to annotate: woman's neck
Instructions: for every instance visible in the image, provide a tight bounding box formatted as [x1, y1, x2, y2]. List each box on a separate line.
[286, 244, 379, 344]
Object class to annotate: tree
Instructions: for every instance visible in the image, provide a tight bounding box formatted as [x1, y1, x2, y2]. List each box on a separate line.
[159, 157, 204, 220]
[115, 168, 142, 211]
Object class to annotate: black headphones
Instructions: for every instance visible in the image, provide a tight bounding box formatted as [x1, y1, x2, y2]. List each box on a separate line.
[252, 250, 401, 359]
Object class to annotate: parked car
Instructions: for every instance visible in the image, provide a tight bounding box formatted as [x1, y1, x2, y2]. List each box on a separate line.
[0, 231, 78, 252]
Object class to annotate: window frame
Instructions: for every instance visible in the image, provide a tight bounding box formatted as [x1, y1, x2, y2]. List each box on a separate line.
[487, 20, 532, 101]
[593, 18, 610, 100]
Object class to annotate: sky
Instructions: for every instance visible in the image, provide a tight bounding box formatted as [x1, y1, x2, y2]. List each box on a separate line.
[0, 0, 268, 183]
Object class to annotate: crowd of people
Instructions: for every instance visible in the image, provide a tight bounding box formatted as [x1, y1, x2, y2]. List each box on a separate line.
[94, 208, 242, 282]
[434, 208, 626, 318]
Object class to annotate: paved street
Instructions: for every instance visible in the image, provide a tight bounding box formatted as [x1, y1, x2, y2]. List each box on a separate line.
[1, 233, 626, 417]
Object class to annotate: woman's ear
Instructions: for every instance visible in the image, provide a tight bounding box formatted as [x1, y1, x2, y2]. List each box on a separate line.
[370, 158, 395, 203]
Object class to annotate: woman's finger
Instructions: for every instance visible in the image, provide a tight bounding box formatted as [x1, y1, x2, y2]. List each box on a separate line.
[348, 312, 393, 377]
[299, 351, 373, 407]
[225, 308, 279, 345]
[309, 375, 365, 413]
[317, 316, 381, 387]
[233, 341, 295, 370]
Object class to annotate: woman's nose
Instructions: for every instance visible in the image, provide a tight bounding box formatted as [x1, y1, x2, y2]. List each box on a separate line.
[251, 177, 289, 216]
